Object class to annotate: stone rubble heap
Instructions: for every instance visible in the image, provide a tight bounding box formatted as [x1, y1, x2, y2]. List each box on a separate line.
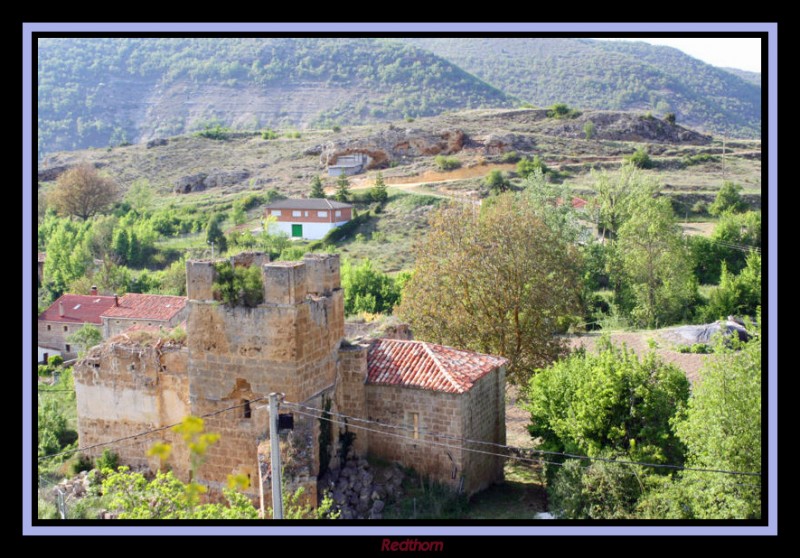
[319, 448, 405, 520]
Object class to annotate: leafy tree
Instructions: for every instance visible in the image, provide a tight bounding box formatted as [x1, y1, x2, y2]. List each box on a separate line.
[231, 204, 247, 226]
[664, 112, 676, 125]
[66, 324, 103, 355]
[523, 168, 583, 243]
[370, 172, 388, 203]
[589, 164, 660, 242]
[616, 196, 697, 328]
[341, 258, 400, 315]
[709, 181, 748, 216]
[309, 175, 326, 199]
[41, 218, 93, 298]
[516, 155, 548, 178]
[699, 252, 761, 321]
[205, 215, 227, 254]
[526, 339, 690, 465]
[484, 169, 510, 194]
[334, 173, 350, 203]
[397, 194, 581, 385]
[124, 178, 154, 215]
[583, 120, 596, 140]
[546, 102, 579, 118]
[49, 163, 120, 220]
[37, 398, 70, 458]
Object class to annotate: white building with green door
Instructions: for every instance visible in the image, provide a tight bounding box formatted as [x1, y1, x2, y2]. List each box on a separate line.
[264, 199, 353, 240]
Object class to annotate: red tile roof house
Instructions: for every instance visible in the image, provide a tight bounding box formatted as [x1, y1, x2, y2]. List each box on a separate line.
[338, 337, 508, 496]
[100, 293, 188, 338]
[38, 291, 117, 361]
[264, 199, 352, 240]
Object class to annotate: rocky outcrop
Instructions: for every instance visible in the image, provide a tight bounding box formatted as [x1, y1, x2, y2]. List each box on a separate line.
[319, 127, 467, 169]
[543, 111, 712, 145]
[174, 169, 250, 193]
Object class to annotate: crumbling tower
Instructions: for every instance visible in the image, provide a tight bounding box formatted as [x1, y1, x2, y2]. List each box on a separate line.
[184, 252, 344, 500]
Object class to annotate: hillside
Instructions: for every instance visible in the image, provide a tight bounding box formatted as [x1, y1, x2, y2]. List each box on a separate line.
[37, 37, 514, 158]
[722, 67, 762, 86]
[399, 38, 761, 139]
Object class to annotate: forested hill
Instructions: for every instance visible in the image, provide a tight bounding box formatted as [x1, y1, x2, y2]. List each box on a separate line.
[721, 67, 762, 86]
[399, 38, 761, 139]
[37, 38, 514, 157]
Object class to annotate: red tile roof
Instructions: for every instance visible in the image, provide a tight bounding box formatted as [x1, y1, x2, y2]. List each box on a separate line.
[38, 294, 117, 324]
[101, 294, 187, 321]
[366, 338, 507, 394]
[571, 196, 588, 209]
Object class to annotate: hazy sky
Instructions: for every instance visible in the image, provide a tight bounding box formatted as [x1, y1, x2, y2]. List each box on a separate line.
[594, 37, 762, 73]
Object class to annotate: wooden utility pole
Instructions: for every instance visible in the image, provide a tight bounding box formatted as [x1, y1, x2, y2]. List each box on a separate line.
[269, 392, 283, 519]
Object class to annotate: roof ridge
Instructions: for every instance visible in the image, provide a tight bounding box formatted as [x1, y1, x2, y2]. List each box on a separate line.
[420, 341, 463, 393]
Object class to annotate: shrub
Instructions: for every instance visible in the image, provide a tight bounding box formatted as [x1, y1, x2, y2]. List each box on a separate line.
[331, 125, 341, 133]
[212, 262, 264, 307]
[624, 147, 653, 169]
[48, 354, 64, 368]
[96, 449, 119, 471]
[261, 129, 278, 140]
[196, 125, 230, 140]
[546, 103, 580, 119]
[500, 151, 521, 163]
[664, 112, 676, 125]
[583, 121, 596, 140]
[517, 155, 549, 177]
[72, 453, 94, 475]
[434, 155, 460, 171]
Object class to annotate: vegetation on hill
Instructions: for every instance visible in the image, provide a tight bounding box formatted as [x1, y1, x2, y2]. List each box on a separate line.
[37, 37, 513, 157]
[399, 38, 761, 138]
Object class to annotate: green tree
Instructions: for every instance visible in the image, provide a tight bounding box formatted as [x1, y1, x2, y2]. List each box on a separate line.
[517, 155, 548, 178]
[484, 169, 510, 194]
[617, 197, 697, 328]
[212, 261, 264, 307]
[310, 175, 326, 199]
[583, 120, 596, 140]
[124, 178, 154, 215]
[699, 252, 761, 321]
[709, 181, 748, 216]
[66, 324, 103, 356]
[49, 163, 120, 220]
[370, 172, 388, 203]
[664, 112, 676, 125]
[341, 258, 400, 315]
[231, 204, 247, 226]
[397, 194, 581, 385]
[334, 173, 350, 203]
[41, 218, 93, 298]
[205, 215, 227, 254]
[589, 165, 660, 242]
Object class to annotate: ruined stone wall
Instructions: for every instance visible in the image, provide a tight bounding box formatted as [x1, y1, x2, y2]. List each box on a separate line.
[186, 253, 343, 494]
[103, 309, 188, 338]
[73, 342, 191, 480]
[459, 366, 506, 495]
[363, 385, 464, 491]
[334, 343, 369, 456]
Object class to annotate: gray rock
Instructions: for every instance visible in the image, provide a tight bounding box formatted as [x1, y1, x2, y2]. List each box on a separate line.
[146, 138, 168, 148]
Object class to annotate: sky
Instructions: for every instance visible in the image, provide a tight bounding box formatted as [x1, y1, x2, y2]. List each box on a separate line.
[594, 37, 762, 73]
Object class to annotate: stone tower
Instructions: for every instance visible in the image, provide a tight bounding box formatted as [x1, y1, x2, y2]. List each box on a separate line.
[184, 252, 344, 498]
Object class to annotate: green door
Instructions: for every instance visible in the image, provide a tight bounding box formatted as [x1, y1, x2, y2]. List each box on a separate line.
[291, 224, 303, 238]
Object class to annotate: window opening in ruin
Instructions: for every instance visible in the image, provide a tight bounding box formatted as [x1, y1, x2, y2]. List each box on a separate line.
[243, 399, 252, 419]
[65, 344, 71, 353]
[47, 325, 51, 331]
[63, 325, 68, 332]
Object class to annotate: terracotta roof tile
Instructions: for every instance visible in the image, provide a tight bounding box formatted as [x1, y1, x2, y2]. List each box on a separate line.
[38, 294, 117, 324]
[366, 339, 507, 394]
[101, 294, 187, 321]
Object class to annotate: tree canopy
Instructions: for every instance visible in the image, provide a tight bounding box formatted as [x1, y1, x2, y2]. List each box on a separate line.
[397, 194, 582, 384]
[48, 164, 120, 220]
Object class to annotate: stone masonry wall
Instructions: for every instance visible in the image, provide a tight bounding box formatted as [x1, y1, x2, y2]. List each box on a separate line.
[363, 385, 464, 491]
[334, 343, 369, 456]
[38, 320, 77, 358]
[73, 342, 191, 480]
[459, 366, 506, 495]
[186, 253, 343, 494]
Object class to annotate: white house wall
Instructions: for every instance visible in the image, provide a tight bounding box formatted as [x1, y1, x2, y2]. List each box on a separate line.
[269, 221, 348, 240]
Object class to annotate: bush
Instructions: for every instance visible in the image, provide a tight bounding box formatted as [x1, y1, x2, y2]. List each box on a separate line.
[72, 453, 94, 475]
[664, 112, 676, 125]
[96, 449, 119, 471]
[583, 121, 596, 140]
[546, 103, 580, 119]
[517, 155, 549, 178]
[500, 151, 521, 163]
[709, 181, 747, 216]
[212, 262, 264, 307]
[48, 354, 64, 367]
[434, 155, 460, 171]
[196, 124, 230, 140]
[261, 129, 278, 140]
[624, 147, 653, 169]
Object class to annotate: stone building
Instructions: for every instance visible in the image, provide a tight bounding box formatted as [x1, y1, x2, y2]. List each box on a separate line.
[38, 292, 116, 361]
[101, 293, 188, 338]
[74, 252, 507, 506]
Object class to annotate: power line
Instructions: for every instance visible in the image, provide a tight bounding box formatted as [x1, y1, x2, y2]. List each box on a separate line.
[281, 400, 761, 479]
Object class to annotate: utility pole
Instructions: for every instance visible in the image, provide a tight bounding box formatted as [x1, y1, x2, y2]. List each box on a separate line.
[208, 240, 215, 259]
[722, 133, 727, 182]
[269, 392, 283, 519]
